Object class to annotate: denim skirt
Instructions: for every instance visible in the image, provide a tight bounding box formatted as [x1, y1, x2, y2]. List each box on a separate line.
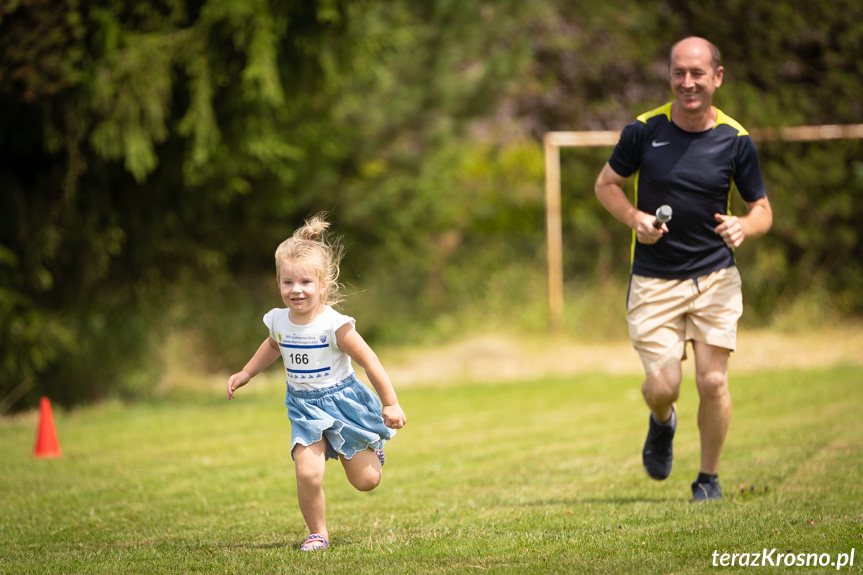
[285, 374, 395, 461]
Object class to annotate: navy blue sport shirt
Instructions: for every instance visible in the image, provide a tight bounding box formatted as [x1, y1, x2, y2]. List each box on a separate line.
[607, 102, 767, 280]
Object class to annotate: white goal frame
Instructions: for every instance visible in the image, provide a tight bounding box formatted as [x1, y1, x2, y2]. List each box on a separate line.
[544, 124, 863, 333]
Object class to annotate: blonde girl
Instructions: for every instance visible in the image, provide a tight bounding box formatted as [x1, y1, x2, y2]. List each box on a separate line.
[227, 213, 406, 552]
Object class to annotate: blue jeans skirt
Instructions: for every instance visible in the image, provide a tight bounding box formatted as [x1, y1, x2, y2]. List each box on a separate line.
[285, 374, 395, 461]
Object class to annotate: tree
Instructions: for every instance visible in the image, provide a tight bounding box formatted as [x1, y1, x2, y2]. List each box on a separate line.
[0, 0, 540, 409]
[0, 0, 374, 407]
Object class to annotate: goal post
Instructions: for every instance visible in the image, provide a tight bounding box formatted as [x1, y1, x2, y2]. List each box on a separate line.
[543, 124, 863, 333]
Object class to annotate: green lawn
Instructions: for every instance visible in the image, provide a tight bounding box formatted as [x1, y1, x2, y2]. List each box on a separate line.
[2, 364, 861, 574]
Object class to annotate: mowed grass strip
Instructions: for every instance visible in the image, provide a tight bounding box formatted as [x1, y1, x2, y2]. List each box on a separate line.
[1, 364, 861, 574]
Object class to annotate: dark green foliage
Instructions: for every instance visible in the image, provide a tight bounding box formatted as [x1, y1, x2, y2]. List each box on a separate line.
[2, 0, 862, 410]
[741, 140, 863, 322]
[0, 0, 341, 407]
[0, 0, 538, 409]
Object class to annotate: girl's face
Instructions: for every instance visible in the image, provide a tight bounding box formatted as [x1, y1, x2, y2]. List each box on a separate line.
[278, 260, 327, 323]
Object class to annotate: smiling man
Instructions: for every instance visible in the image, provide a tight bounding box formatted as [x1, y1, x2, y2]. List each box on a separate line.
[594, 37, 773, 501]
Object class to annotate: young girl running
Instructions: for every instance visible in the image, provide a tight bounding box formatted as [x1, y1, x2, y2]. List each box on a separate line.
[226, 213, 407, 552]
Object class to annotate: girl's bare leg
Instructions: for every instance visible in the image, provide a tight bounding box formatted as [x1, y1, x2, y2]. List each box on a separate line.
[293, 440, 329, 545]
[340, 448, 383, 492]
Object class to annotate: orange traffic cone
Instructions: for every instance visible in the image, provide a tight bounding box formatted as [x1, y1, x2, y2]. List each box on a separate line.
[33, 397, 62, 458]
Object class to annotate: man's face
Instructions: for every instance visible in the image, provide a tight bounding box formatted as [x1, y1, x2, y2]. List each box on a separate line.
[669, 39, 723, 117]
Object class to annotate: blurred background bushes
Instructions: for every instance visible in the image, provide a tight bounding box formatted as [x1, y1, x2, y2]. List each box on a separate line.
[1, 0, 861, 410]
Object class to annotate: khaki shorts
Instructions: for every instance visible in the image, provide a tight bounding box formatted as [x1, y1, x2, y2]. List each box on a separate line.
[626, 266, 743, 374]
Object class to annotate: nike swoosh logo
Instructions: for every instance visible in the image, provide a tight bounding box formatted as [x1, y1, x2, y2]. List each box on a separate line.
[651, 140, 671, 147]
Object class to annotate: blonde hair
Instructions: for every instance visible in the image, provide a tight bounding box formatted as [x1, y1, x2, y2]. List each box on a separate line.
[274, 212, 344, 306]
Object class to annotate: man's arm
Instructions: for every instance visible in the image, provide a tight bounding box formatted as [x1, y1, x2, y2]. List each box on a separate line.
[713, 196, 773, 249]
[595, 162, 667, 243]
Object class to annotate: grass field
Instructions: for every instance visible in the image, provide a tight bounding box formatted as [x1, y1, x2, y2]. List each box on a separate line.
[2, 356, 862, 573]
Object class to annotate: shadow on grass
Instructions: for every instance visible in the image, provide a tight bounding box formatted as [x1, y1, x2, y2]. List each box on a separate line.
[517, 496, 682, 507]
[225, 541, 292, 550]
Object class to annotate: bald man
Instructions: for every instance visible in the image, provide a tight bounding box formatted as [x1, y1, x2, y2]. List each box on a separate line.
[595, 37, 773, 501]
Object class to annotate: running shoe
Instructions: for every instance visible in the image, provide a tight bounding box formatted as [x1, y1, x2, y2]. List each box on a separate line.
[642, 407, 676, 480]
[691, 475, 723, 502]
